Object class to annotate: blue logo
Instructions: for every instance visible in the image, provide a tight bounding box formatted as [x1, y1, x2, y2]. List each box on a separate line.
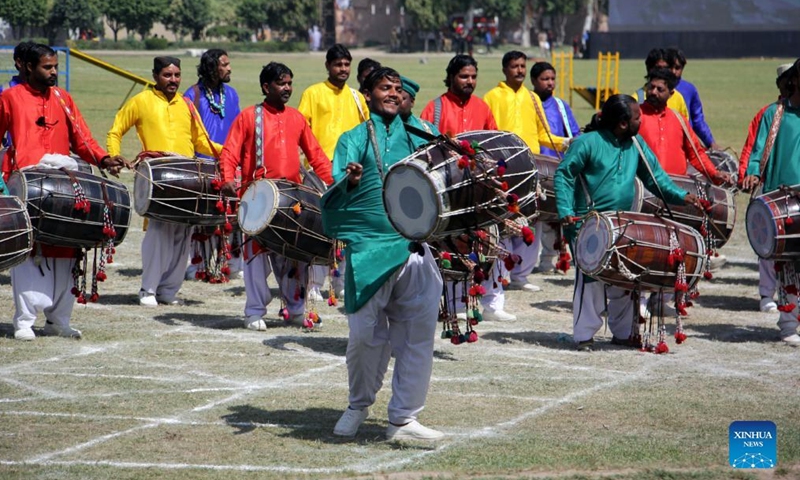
[729, 421, 776, 469]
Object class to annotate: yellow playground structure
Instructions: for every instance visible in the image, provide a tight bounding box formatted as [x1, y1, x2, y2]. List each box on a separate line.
[552, 51, 620, 111]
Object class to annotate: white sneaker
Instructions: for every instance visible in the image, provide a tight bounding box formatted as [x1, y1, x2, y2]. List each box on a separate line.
[386, 420, 445, 441]
[709, 254, 727, 272]
[157, 295, 185, 306]
[307, 288, 324, 302]
[244, 315, 266, 331]
[333, 407, 369, 437]
[139, 291, 158, 307]
[781, 333, 800, 346]
[507, 280, 542, 292]
[760, 297, 778, 313]
[43, 322, 82, 339]
[482, 309, 516, 321]
[14, 327, 35, 341]
[335, 287, 345, 299]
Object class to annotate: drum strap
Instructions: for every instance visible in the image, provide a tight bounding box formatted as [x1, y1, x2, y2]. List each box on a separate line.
[671, 108, 713, 181]
[183, 97, 221, 161]
[51, 88, 106, 177]
[757, 102, 785, 185]
[433, 96, 443, 131]
[254, 104, 265, 176]
[530, 91, 562, 160]
[632, 136, 675, 221]
[365, 120, 385, 178]
[350, 88, 367, 122]
[554, 98, 573, 139]
[636, 88, 645, 105]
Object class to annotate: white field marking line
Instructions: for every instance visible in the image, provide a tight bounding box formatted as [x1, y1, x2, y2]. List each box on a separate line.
[0, 344, 117, 376]
[0, 410, 312, 430]
[22, 361, 345, 463]
[0, 377, 79, 400]
[349, 365, 656, 474]
[0, 459, 345, 474]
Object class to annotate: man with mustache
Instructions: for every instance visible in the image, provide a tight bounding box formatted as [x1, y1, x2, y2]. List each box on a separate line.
[219, 62, 333, 331]
[322, 67, 444, 442]
[184, 49, 244, 283]
[107, 56, 220, 308]
[298, 44, 369, 303]
[555, 94, 700, 351]
[0, 44, 128, 340]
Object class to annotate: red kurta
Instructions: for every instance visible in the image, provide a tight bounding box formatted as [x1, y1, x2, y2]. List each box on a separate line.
[220, 102, 333, 194]
[638, 102, 718, 178]
[420, 91, 498, 136]
[0, 83, 108, 178]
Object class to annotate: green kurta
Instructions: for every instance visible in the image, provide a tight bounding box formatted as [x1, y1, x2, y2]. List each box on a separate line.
[746, 100, 800, 193]
[554, 129, 688, 240]
[321, 113, 435, 313]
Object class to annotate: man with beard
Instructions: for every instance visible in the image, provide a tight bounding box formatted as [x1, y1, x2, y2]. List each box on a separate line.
[483, 52, 570, 292]
[666, 47, 719, 150]
[633, 48, 689, 121]
[322, 67, 444, 441]
[0, 44, 128, 340]
[742, 59, 800, 346]
[555, 94, 700, 351]
[184, 49, 243, 281]
[220, 62, 333, 331]
[420, 55, 497, 134]
[107, 56, 220, 308]
[299, 44, 369, 302]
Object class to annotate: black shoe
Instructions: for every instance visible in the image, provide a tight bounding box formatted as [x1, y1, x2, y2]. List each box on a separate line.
[576, 339, 594, 351]
[611, 336, 641, 348]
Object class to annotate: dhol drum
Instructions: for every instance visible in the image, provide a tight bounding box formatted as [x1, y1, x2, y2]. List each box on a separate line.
[7, 168, 131, 249]
[575, 211, 706, 292]
[0, 195, 33, 271]
[521, 154, 644, 221]
[383, 130, 537, 241]
[746, 185, 800, 260]
[238, 171, 331, 265]
[134, 155, 234, 226]
[687, 149, 739, 187]
[430, 225, 500, 282]
[639, 173, 735, 248]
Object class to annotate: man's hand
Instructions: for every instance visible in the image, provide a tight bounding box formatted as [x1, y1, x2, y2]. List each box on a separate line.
[560, 215, 578, 226]
[346, 162, 363, 188]
[741, 175, 761, 192]
[684, 193, 703, 209]
[712, 171, 732, 186]
[101, 155, 132, 177]
[220, 181, 238, 198]
[562, 137, 573, 150]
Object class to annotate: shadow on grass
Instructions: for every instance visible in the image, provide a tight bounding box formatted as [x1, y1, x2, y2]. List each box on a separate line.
[152, 312, 244, 329]
[221, 405, 436, 449]
[263, 335, 347, 356]
[725, 259, 758, 271]
[706, 276, 759, 287]
[531, 299, 573, 313]
[695, 294, 758, 312]
[689, 322, 780, 343]
[0, 273, 9, 285]
[112, 267, 142, 278]
[481, 330, 575, 351]
[542, 277, 575, 288]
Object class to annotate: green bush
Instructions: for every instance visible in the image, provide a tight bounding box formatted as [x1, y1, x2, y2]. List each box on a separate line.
[144, 37, 170, 50]
[67, 39, 145, 50]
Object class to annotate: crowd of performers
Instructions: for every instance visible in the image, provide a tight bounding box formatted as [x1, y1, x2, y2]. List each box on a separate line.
[0, 40, 798, 442]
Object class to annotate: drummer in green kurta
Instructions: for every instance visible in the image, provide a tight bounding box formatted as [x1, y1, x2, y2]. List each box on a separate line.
[321, 68, 446, 442]
[554, 94, 698, 352]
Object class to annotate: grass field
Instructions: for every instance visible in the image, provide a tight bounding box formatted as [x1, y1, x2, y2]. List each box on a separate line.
[0, 48, 798, 480]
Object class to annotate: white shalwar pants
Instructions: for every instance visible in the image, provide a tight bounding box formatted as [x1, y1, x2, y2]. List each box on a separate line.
[345, 245, 443, 425]
[507, 235, 538, 283]
[12, 257, 76, 330]
[447, 259, 505, 313]
[572, 271, 635, 343]
[759, 258, 777, 299]
[141, 219, 192, 299]
[309, 260, 346, 293]
[242, 241, 306, 317]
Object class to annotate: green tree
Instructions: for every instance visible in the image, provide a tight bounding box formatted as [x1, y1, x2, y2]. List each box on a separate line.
[164, 0, 212, 41]
[402, 0, 452, 31]
[264, 0, 319, 39]
[235, 0, 268, 39]
[542, 0, 583, 44]
[0, 0, 48, 38]
[104, 0, 168, 41]
[46, 0, 103, 44]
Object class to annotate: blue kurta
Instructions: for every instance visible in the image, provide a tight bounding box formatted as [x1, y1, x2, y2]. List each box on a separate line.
[675, 78, 715, 147]
[540, 95, 581, 157]
[184, 83, 240, 146]
[321, 113, 435, 313]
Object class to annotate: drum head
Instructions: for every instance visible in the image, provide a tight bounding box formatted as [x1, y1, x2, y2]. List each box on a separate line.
[5, 172, 27, 202]
[239, 180, 279, 235]
[576, 215, 612, 274]
[133, 162, 153, 216]
[383, 163, 442, 240]
[746, 199, 777, 259]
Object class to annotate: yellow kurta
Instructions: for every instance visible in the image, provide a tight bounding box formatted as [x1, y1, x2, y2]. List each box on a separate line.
[106, 88, 219, 158]
[297, 80, 369, 160]
[483, 82, 566, 154]
[632, 88, 691, 122]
